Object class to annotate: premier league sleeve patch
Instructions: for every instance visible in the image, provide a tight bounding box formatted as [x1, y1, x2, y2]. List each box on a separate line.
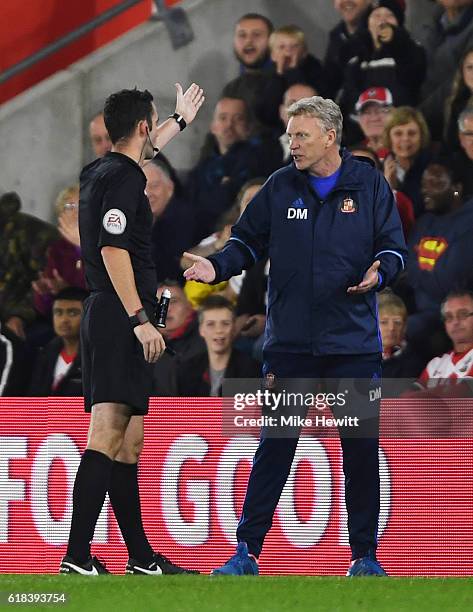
[102, 208, 127, 234]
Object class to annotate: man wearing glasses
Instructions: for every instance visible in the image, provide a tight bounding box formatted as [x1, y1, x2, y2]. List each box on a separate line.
[354, 87, 393, 163]
[416, 290, 473, 388]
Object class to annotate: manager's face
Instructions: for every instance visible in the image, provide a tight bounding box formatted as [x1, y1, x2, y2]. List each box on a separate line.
[287, 114, 336, 173]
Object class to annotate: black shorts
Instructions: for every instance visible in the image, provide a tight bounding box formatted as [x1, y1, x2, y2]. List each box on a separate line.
[81, 292, 153, 415]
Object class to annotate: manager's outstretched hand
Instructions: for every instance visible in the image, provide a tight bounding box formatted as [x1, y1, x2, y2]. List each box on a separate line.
[183, 252, 216, 283]
[347, 260, 381, 294]
[175, 83, 205, 125]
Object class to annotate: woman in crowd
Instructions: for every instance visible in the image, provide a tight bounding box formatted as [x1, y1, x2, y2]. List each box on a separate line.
[443, 45, 473, 152]
[32, 185, 86, 318]
[377, 289, 425, 379]
[383, 106, 431, 216]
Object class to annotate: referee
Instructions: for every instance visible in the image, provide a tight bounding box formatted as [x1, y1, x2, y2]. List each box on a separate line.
[60, 84, 204, 575]
[184, 96, 407, 576]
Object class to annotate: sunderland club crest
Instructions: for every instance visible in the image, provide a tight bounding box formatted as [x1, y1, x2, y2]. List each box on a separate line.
[264, 372, 276, 390]
[341, 197, 357, 213]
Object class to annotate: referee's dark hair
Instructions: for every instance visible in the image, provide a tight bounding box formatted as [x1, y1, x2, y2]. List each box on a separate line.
[53, 287, 89, 303]
[103, 88, 154, 144]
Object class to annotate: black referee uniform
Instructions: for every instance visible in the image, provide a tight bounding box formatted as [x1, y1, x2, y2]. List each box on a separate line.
[79, 151, 157, 414]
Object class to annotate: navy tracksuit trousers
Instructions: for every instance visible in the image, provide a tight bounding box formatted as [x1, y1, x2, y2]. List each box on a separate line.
[236, 351, 382, 561]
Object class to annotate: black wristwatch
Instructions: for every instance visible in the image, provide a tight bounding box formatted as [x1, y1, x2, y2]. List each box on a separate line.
[169, 112, 187, 131]
[129, 307, 149, 328]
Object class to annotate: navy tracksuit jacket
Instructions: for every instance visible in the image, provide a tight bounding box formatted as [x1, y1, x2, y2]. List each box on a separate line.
[209, 150, 407, 355]
[208, 151, 407, 561]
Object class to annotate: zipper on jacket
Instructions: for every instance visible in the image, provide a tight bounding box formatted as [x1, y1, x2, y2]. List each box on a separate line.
[308, 186, 321, 355]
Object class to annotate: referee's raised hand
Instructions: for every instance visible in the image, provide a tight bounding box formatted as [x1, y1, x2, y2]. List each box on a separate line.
[175, 82, 205, 125]
[182, 252, 216, 283]
[134, 322, 166, 363]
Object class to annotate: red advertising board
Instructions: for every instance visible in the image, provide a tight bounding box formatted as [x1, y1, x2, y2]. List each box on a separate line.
[0, 398, 472, 576]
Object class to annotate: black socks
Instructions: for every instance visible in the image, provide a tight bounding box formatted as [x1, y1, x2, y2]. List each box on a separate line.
[108, 460, 154, 564]
[67, 452, 154, 565]
[67, 449, 113, 563]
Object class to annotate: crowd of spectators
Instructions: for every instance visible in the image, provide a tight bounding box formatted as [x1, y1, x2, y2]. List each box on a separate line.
[2, 0, 473, 397]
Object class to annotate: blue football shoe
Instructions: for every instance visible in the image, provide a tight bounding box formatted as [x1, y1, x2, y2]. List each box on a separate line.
[347, 557, 388, 576]
[211, 542, 259, 576]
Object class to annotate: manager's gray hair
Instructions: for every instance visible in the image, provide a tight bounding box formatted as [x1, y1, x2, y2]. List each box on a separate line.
[287, 96, 343, 145]
[458, 107, 473, 132]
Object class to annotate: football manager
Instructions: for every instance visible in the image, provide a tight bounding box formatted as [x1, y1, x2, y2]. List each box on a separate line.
[184, 95, 407, 576]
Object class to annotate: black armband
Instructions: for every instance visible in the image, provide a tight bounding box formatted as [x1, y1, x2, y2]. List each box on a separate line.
[129, 307, 149, 328]
[169, 113, 186, 131]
